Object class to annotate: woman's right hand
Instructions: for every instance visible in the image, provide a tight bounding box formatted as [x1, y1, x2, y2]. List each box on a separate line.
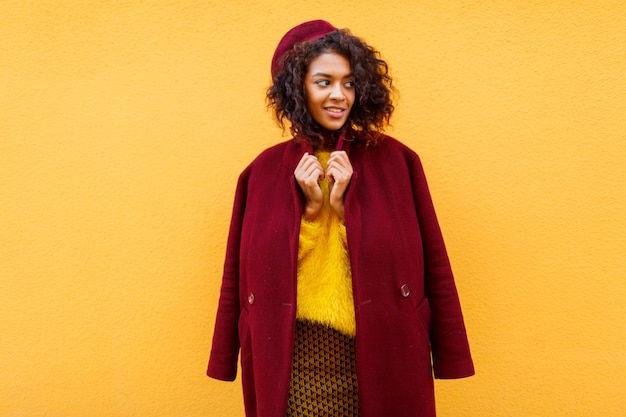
[294, 152, 324, 221]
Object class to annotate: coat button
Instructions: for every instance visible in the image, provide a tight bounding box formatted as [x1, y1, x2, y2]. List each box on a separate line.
[247, 292, 255, 305]
[400, 284, 410, 297]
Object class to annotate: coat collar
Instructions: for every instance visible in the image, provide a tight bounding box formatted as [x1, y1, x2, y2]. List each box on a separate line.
[287, 127, 353, 163]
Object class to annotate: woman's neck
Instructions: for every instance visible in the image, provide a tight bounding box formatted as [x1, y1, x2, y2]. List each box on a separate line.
[297, 125, 351, 152]
[316, 127, 343, 151]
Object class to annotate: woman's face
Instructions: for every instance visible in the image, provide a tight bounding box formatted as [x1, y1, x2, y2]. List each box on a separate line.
[304, 52, 355, 131]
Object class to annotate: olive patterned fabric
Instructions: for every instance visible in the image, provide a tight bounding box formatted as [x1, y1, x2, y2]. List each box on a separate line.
[287, 320, 359, 416]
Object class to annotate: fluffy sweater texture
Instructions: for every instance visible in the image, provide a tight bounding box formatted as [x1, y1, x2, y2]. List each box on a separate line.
[296, 151, 356, 336]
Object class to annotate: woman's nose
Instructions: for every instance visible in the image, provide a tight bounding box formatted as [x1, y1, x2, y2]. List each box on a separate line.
[329, 83, 345, 100]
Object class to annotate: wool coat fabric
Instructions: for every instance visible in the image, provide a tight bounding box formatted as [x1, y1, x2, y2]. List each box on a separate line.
[208, 133, 475, 417]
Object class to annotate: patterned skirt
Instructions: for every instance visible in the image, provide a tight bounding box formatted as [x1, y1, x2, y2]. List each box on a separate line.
[287, 320, 359, 417]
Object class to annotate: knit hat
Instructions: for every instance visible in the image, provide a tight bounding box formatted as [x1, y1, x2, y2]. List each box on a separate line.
[271, 19, 337, 79]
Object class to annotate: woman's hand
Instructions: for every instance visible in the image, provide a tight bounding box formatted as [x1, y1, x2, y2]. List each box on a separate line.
[294, 153, 324, 221]
[326, 150, 353, 221]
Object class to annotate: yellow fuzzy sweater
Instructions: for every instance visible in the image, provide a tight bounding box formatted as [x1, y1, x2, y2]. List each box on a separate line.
[296, 151, 356, 337]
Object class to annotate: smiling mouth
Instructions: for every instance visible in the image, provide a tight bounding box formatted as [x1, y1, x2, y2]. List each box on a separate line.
[325, 107, 345, 113]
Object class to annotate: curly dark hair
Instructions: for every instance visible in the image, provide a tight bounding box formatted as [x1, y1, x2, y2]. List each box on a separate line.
[267, 29, 395, 147]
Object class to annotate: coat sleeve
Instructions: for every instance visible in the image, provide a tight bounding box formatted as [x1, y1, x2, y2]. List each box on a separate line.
[207, 167, 250, 381]
[410, 154, 475, 379]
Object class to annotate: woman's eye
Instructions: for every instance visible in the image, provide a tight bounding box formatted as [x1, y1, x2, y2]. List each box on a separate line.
[345, 81, 356, 88]
[315, 80, 330, 86]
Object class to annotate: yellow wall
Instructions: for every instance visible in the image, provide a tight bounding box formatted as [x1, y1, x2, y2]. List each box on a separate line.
[2, 1, 625, 416]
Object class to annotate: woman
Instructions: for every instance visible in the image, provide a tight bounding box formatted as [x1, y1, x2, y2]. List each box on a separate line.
[208, 20, 474, 417]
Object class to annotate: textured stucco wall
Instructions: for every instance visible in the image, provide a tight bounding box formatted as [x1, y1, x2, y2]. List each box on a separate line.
[2, 1, 625, 416]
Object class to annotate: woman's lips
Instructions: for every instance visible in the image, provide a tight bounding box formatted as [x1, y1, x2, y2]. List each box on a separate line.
[325, 107, 346, 117]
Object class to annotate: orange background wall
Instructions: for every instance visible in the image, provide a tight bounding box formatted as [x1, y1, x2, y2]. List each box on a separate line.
[2, 1, 625, 416]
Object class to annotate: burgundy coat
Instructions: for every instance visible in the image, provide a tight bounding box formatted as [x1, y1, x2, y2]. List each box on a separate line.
[208, 134, 474, 417]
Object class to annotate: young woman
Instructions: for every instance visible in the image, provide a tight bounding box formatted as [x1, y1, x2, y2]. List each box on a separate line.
[208, 20, 474, 417]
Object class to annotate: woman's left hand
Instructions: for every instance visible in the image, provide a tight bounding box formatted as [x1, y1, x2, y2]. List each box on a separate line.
[326, 150, 353, 221]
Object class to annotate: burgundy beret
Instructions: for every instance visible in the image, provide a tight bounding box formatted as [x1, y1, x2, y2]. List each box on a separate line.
[271, 19, 337, 79]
